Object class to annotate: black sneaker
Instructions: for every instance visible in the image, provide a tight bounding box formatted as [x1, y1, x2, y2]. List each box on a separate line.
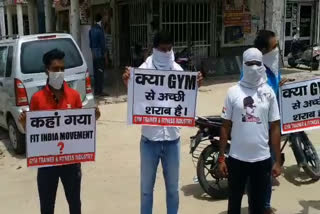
[99, 92, 110, 97]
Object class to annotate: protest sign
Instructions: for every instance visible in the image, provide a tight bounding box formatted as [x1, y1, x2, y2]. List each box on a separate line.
[127, 68, 198, 127]
[280, 78, 320, 134]
[26, 108, 96, 167]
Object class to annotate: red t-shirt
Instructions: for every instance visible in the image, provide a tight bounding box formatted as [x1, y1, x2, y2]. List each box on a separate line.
[30, 82, 82, 111]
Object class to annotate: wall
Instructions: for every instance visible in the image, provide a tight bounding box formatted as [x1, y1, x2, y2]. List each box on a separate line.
[210, 0, 264, 75]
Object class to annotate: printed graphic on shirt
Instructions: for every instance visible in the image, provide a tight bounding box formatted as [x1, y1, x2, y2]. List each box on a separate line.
[242, 96, 261, 124]
[222, 107, 227, 116]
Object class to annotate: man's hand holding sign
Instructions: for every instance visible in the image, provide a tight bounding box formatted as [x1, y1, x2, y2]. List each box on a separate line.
[125, 68, 201, 127]
[25, 109, 96, 167]
[123, 63, 202, 127]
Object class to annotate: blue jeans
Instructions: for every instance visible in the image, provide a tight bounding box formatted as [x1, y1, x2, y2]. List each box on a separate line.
[140, 136, 180, 214]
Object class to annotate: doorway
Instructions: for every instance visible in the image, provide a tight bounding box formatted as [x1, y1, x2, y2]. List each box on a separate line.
[284, 2, 314, 56]
[58, 10, 69, 33]
[118, 4, 131, 66]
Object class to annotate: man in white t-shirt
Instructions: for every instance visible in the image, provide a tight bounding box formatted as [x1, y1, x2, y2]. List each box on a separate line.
[218, 48, 282, 214]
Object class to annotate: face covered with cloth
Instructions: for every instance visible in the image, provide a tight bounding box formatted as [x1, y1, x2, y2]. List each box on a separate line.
[240, 48, 267, 89]
[152, 48, 175, 70]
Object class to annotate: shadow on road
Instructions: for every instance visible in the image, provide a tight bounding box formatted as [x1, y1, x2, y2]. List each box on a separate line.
[0, 128, 25, 160]
[296, 200, 320, 214]
[181, 183, 214, 201]
[180, 183, 228, 202]
[283, 165, 318, 186]
[218, 207, 249, 214]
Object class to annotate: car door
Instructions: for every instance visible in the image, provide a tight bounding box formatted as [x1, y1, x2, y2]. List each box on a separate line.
[0, 46, 9, 126]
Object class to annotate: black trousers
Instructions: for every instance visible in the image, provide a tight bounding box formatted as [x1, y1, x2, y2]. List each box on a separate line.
[227, 157, 272, 214]
[93, 57, 105, 94]
[37, 164, 82, 214]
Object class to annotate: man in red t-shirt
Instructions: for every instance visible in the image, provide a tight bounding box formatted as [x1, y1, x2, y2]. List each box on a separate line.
[19, 49, 100, 214]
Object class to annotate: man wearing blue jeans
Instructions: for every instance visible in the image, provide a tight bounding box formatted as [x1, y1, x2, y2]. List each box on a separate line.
[140, 136, 180, 214]
[123, 31, 202, 214]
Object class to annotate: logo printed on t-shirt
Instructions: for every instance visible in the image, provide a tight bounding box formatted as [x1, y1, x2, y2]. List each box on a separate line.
[222, 107, 227, 116]
[242, 96, 261, 124]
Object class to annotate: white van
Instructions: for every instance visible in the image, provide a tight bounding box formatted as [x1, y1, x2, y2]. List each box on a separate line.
[0, 33, 95, 154]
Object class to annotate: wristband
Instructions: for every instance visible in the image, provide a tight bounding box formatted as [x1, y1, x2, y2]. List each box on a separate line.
[218, 155, 225, 163]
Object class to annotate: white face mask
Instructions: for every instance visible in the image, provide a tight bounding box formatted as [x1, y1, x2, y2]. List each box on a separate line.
[152, 48, 174, 70]
[263, 47, 279, 75]
[97, 21, 102, 26]
[240, 48, 267, 89]
[241, 64, 267, 88]
[48, 71, 64, 90]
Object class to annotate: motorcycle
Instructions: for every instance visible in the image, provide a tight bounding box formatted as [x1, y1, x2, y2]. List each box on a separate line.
[189, 116, 230, 199]
[175, 46, 197, 72]
[288, 36, 320, 70]
[190, 116, 320, 199]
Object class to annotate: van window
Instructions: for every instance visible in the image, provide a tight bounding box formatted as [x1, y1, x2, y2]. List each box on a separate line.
[6, 47, 13, 77]
[21, 38, 83, 74]
[0, 46, 8, 78]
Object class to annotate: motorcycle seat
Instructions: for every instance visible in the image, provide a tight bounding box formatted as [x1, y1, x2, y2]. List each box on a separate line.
[197, 116, 223, 124]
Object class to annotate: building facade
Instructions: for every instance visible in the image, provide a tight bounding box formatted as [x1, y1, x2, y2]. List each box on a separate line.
[103, 0, 320, 73]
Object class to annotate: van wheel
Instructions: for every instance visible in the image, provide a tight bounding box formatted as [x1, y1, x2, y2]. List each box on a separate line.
[8, 118, 25, 154]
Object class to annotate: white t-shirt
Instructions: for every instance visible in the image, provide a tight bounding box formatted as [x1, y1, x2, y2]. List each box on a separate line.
[221, 83, 280, 163]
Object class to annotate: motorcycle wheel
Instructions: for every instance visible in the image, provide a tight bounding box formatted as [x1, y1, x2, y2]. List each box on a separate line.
[291, 132, 320, 180]
[311, 61, 319, 70]
[288, 57, 298, 68]
[196, 142, 229, 199]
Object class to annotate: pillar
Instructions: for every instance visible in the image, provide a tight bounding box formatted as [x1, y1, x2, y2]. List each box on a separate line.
[70, 0, 80, 46]
[318, 1, 320, 43]
[6, 6, 13, 36]
[264, 0, 285, 50]
[111, 0, 119, 68]
[17, 3, 24, 36]
[0, 1, 6, 37]
[37, 0, 45, 33]
[44, 0, 53, 32]
[27, 0, 35, 34]
[55, 12, 59, 31]
[34, 4, 39, 34]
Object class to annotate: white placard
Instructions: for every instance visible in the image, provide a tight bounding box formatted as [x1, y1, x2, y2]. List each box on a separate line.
[280, 78, 320, 134]
[127, 68, 198, 127]
[26, 109, 96, 168]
